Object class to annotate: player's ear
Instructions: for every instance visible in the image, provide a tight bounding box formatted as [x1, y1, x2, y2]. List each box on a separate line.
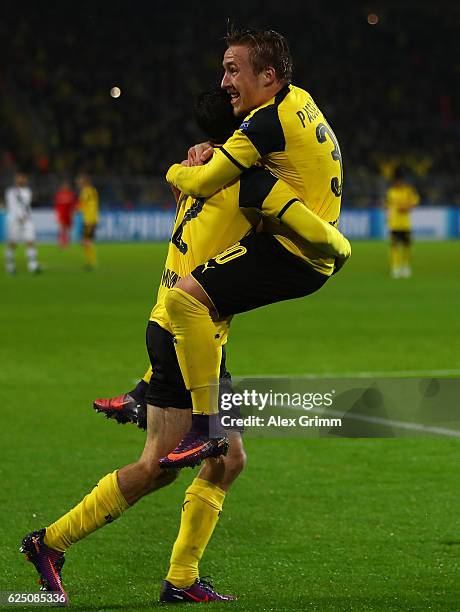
[263, 67, 276, 87]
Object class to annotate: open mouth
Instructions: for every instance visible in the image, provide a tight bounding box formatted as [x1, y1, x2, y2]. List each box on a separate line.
[229, 92, 240, 105]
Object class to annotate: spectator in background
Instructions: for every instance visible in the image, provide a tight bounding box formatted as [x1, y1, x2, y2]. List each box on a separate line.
[76, 173, 99, 270]
[54, 179, 77, 248]
[4, 172, 41, 274]
[385, 166, 420, 279]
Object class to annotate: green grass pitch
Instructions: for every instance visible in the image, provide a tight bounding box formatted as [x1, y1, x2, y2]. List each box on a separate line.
[1, 241, 459, 611]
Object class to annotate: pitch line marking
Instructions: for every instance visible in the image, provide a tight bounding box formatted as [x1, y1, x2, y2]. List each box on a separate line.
[240, 369, 460, 379]
[318, 408, 460, 438]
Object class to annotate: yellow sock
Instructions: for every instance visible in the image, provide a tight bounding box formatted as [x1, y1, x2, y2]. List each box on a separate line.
[401, 245, 411, 268]
[390, 243, 401, 271]
[142, 366, 153, 384]
[166, 478, 226, 588]
[84, 242, 97, 267]
[165, 288, 221, 415]
[44, 471, 129, 553]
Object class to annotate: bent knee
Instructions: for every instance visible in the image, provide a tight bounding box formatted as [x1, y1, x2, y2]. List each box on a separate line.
[137, 460, 179, 492]
[155, 468, 180, 488]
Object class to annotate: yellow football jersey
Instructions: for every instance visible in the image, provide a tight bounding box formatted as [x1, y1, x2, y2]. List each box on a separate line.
[79, 186, 99, 225]
[149, 181, 256, 340]
[166, 84, 343, 274]
[386, 183, 420, 231]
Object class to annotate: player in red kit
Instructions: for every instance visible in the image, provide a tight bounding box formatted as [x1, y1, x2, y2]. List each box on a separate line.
[54, 180, 77, 248]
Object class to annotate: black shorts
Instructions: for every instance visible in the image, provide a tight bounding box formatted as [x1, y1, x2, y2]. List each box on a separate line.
[83, 224, 97, 240]
[145, 321, 232, 409]
[192, 232, 328, 318]
[391, 230, 411, 245]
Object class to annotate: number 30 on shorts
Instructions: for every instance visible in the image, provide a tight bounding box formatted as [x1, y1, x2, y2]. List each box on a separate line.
[214, 243, 247, 265]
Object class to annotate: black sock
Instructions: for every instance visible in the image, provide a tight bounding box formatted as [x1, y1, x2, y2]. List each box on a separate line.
[191, 414, 222, 436]
[129, 379, 148, 402]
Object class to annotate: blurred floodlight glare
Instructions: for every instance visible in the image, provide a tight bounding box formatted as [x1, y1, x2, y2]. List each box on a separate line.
[367, 13, 379, 25]
[110, 86, 121, 98]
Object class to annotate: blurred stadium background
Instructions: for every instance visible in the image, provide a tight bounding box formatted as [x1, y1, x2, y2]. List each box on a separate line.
[1, 2, 459, 610]
[0, 2, 459, 241]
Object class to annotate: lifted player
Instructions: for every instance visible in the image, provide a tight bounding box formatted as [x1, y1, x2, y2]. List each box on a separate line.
[163, 29, 347, 467]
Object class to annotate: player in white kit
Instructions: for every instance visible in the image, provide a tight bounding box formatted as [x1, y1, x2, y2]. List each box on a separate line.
[4, 172, 40, 274]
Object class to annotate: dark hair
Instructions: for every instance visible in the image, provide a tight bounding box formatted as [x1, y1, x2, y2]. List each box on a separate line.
[393, 165, 406, 181]
[194, 87, 241, 142]
[225, 27, 293, 84]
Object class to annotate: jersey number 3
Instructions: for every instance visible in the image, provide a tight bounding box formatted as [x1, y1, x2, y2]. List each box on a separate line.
[316, 122, 343, 197]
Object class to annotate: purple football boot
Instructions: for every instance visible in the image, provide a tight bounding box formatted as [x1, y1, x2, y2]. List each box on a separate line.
[159, 414, 228, 469]
[159, 431, 228, 469]
[20, 529, 68, 604]
[160, 578, 237, 603]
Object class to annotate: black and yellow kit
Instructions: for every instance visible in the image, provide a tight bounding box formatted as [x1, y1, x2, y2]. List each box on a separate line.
[386, 181, 420, 241]
[79, 185, 99, 231]
[166, 84, 344, 275]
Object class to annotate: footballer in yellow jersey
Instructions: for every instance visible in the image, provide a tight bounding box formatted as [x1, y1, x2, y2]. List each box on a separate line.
[77, 177, 99, 228]
[76, 173, 99, 269]
[385, 166, 420, 278]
